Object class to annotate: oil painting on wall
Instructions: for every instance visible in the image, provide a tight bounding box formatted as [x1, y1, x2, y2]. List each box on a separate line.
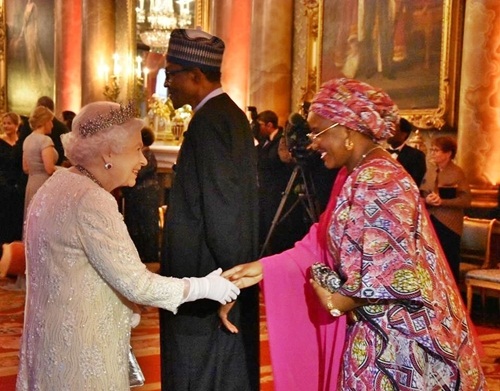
[321, 0, 445, 112]
[6, 0, 55, 115]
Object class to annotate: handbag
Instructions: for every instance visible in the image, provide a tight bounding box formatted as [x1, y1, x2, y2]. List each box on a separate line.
[128, 346, 145, 388]
[310, 262, 343, 293]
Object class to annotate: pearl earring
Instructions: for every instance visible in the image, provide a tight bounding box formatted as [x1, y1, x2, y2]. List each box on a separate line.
[104, 162, 113, 170]
[345, 138, 354, 151]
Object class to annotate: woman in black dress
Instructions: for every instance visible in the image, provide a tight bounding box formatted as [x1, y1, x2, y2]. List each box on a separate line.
[0, 112, 25, 246]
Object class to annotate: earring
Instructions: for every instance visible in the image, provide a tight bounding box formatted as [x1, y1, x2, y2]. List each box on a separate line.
[345, 138, 354, 151]
[104, 162, 113, 170]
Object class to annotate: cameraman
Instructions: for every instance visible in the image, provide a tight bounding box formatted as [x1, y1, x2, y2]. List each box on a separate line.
[256, 110, 294, 255]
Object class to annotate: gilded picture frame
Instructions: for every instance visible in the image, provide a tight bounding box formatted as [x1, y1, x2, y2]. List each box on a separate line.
[303, 0, 463, 130]
[0, 0, 55, 115]
[0, 1, 6, 113]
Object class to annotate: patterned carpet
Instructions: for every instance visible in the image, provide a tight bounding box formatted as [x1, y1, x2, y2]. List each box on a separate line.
[0, 273, 498, 390]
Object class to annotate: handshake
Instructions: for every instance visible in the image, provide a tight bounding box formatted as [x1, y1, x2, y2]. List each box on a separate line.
[183, 268, 240, 305]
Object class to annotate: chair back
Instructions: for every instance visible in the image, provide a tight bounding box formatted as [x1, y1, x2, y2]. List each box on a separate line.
[0, 241, 26, 277]
[460, 217, 495, 269]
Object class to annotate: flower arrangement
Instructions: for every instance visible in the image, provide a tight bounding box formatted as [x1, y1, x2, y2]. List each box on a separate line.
[148, 94, 176, 120]
[147, 94, 193, 143]
[172, 104, 193, 123]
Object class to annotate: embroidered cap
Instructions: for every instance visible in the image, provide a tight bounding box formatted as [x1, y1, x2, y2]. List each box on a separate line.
[73, 101, 144, 138]
[166, 28, 225, 71]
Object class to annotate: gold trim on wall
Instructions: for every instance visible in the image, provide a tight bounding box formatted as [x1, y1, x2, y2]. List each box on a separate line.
[0, 0, 6, 113]
[306, 0, 462, 130]
[301, 0, 320, 105]
[195, 0, 211, 32]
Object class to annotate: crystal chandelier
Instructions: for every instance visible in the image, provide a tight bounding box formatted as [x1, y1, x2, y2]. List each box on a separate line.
[137, 0, 194, 51]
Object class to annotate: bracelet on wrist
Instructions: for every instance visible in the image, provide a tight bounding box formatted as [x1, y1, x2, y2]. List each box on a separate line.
[326, 295, 344, 317]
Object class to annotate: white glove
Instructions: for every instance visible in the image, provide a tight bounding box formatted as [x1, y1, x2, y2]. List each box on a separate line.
[183, 268, 240, 304]
[131, 313, 141, 328]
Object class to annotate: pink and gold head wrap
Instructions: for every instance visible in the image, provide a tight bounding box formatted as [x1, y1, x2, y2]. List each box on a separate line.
[310, 78, 399, 141]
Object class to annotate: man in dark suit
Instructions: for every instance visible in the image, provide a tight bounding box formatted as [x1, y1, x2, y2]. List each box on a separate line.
[255, 110, 295, 254]
[159, 29, 259, 391]
[387, 117, 427, 186]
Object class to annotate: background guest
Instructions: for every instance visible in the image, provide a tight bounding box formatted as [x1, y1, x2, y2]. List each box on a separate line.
[122, 126, 160, 263]
[159, 28, 260, 391]
[16, 101, 239, 390]
[22, 105, 57, 218]
[61, 110, 76, 132]
[386, 117, 427, 186]
[0, 112, 24, 245]
[18, 96, 70, 167]
[255, 110, 294, 255]
[420, 135, 471, 282]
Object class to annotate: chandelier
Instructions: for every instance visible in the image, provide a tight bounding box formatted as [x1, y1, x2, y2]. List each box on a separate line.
[137, 0, 194, 51]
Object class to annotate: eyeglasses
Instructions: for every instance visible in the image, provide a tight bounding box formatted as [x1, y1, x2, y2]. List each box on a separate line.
[164, 68, 191, 81]
[307, 123, 339, 141]
[429, 147, 442, 153]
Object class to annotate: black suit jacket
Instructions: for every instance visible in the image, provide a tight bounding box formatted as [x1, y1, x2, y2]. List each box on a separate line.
[395, 144, 427, 187]
[160, 92, 260, 390]
[256, 130, 293, 241]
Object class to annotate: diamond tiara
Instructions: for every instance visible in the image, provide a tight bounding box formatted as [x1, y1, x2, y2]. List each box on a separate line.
[79, 101, 136, 138]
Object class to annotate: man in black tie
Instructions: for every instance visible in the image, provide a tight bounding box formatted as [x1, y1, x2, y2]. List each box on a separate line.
[386, 118, 427, 186]
[255, 110, 296, 254]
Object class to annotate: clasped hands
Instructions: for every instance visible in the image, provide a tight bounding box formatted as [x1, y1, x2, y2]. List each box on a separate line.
[425, 192, 442, 206]
[215, 261, 264, 333]
[220, 261, 362, 328]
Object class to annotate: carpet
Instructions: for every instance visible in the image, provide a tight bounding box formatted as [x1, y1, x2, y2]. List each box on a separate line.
[0, 274, 498, 390]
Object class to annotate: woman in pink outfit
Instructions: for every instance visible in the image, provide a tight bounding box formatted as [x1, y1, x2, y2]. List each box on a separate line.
[224, 78, 486, 390]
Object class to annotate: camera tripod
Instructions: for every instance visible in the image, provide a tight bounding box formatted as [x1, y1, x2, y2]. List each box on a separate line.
[259, 163, 321, 257]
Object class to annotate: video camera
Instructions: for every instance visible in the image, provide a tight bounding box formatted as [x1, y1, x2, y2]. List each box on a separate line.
[284, 112, 315, 162]
[247, 106, 258, 121]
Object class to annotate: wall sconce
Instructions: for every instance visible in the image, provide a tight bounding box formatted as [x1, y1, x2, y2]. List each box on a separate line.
[99, 53, 150, 108]
[99, 53, 121, 102]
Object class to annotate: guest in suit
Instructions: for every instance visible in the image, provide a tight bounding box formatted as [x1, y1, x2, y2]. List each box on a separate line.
[420, 136, 471, 282]
[16, 101, 239, 390]
[122, 126, 161, 263]
[386, 117, 426, 186]
[255, 110, 295, 254]
[159, 29, 260, 391]
[61, 110, 76, 131]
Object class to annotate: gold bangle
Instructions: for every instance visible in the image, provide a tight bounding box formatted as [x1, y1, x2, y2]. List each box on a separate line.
[326, 295, 344, 317]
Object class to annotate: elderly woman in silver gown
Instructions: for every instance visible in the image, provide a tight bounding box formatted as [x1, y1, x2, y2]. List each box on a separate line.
[16, 101, 239, 391]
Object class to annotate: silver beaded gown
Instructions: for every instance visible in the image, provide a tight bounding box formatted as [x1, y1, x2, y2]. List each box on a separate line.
[16, 168, 184, 391]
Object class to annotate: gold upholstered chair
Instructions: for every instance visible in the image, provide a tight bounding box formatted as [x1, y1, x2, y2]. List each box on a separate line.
[461, 217, 499, 315]
[458, 217, 495, 285]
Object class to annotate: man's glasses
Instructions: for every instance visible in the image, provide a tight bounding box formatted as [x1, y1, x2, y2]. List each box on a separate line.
[165, 68, 191, 81]
[307, 122, 339, 141]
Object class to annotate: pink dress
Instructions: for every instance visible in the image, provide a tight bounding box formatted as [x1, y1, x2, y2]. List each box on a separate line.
[261, 169, 348, 391]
